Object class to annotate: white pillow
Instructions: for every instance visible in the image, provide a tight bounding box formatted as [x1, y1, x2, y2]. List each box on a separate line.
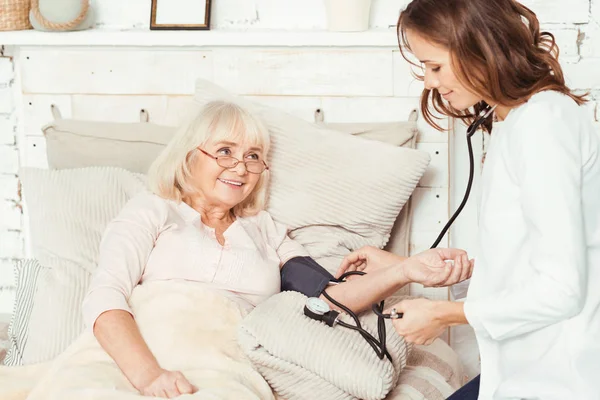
[194, 79, 431, 272]
[18, 167, 149, 363]
[20, 167, 149, 274]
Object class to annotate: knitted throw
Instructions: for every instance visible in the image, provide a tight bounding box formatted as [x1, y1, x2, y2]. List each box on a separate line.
[238, 291, 411, 400]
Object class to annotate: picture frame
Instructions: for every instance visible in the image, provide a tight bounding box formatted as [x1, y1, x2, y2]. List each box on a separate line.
[150, 0, 212, 30]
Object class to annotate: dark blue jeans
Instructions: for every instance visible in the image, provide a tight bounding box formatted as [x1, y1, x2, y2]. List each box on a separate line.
[446, 375, 480, 399]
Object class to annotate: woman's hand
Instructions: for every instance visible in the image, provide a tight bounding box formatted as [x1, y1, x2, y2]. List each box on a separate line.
[388, 298, 447, 345]
[336, 246, 405, 278]
[400, 248, 474, 287]
[137, 368, 197, 398]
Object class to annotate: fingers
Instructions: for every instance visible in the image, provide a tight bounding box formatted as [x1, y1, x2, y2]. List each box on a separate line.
[336, 254, 356, 277]
[141, 370, 195, 399]
[431, 251, 475, 287]
[460, 258, 474, 282]
[146, 385, 179, 399]
[176, 375, 196, 395]
[434, 247, 467, 261]
[443, 254, 466, 286]
[441, 254, 474, 286]
[164, 386, 180, 398]
[336, 253, 366, 277]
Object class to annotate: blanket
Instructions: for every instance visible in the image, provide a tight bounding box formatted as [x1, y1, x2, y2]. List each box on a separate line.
[0, 282, 465, 400]
[0, 280, 275, 400]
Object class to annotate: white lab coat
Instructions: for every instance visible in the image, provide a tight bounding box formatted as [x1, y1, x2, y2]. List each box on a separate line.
[464, 91, 600, 400]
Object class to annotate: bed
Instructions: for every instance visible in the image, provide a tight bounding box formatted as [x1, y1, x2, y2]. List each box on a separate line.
[0, 78, 467, 399]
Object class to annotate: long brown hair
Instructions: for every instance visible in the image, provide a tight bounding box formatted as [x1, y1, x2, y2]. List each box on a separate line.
[397, 0, 588, 133]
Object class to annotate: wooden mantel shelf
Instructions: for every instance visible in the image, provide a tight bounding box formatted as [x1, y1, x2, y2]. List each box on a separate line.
[0, 28, 401, 48]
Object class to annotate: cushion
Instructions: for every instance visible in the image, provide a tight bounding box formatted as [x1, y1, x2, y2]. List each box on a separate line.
[20, 166, 149, 274]
[319, 120, 418, 148]
[193, 79, 430, 272]
[3, 259, 44, 366]
[20, 258, 91, 365]
[16, 167, 149, 363]
[317, 120, 419, 257]
[239, 291, 410, 400]
[43, 120, 174, 174]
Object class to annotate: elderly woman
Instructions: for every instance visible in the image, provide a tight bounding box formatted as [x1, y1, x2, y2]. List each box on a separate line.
[81, 100, 473, 398]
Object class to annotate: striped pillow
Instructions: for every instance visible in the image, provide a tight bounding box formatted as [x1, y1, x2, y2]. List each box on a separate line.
[3, 259, 44, 366]
[20, 259, 91, 364]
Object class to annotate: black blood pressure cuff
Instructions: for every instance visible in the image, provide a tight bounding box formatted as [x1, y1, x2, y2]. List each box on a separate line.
[280, 256, 338, 298]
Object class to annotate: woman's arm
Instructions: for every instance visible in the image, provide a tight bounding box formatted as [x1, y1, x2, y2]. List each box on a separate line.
[94, 310, 195, 397]
[81, 194, 195, 396]
[320, 263, 408, 313]
[262, 211, 471, 315]
[323, 248, 471, 314]
[82, 194, 164, 330]
[94, 310, 162, 391]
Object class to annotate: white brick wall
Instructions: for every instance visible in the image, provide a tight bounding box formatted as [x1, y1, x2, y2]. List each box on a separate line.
[0, 53, 19, 305]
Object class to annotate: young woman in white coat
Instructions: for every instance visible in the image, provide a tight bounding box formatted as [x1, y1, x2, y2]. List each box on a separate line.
[337, 0, 600, 399]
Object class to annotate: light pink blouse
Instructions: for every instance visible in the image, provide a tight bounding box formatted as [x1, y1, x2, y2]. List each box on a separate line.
[81, 193, 308, 329]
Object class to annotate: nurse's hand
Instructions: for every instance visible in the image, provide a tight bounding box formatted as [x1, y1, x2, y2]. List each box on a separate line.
[400, 248, 474, 287]
[336, 246, 406, 278]
[388, 298, 446, 345]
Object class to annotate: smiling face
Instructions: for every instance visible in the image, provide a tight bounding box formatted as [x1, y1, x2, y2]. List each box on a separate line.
[189, 138, 266, 211]
[406, 29, 483, 111]
[149, 100, 271, 217]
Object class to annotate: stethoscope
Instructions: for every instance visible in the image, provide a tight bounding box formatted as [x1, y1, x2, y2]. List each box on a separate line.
[304, 103, 498, 362]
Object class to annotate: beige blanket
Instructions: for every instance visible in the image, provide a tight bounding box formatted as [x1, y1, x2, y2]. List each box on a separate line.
[0, 280, 274, 400]
[0, 282, 465, 400]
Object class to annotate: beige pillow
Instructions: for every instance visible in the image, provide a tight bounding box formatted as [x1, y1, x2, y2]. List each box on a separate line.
[20, 167, 149, 275]
[318, 120, 419, 258]
[320, 120, 418, 148]
[17, 167, 150, 363]
[43, 120, 174, 174]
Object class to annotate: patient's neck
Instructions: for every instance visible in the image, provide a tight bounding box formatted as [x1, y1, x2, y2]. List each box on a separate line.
[183, 196, 235, 228]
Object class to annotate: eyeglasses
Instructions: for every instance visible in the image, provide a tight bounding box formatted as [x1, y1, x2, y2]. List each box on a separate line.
[198, 148, 269, 174]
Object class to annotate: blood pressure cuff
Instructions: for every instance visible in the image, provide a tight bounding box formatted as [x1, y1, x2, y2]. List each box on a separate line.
[280, 256, 337, 298]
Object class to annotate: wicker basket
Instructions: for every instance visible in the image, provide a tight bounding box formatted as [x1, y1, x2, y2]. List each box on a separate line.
[0, 0, 33, 31]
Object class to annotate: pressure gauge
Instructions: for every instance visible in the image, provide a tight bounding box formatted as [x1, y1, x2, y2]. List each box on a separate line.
[304, 297, 340, 327]
[305, 297, 330, 316]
